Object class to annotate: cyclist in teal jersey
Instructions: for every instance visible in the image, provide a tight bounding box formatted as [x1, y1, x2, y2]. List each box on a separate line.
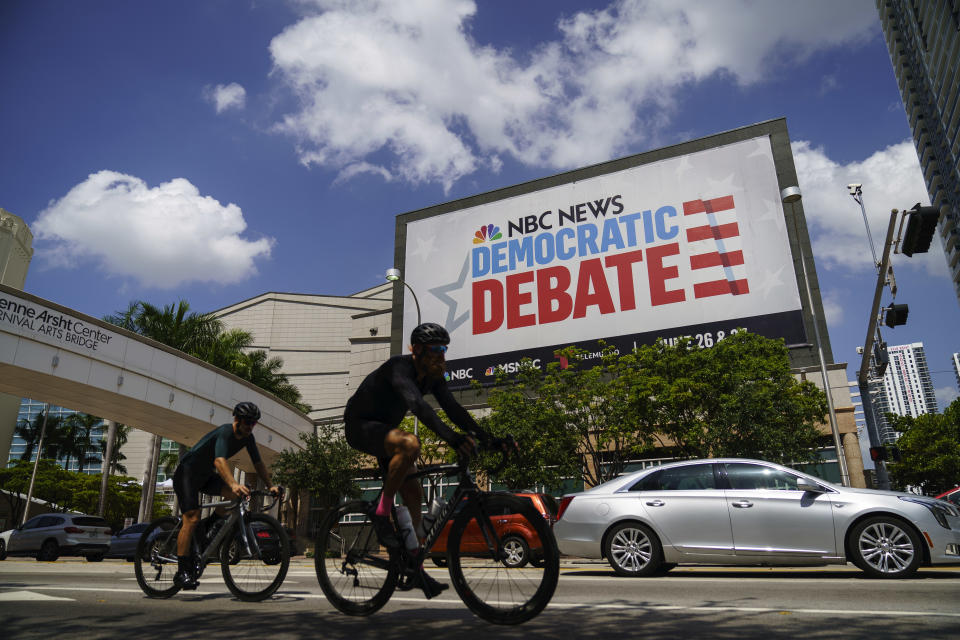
[171, 402, 279, 590]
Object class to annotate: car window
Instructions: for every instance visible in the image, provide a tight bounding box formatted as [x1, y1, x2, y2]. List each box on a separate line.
[74, 516, 109, 527]
[21, 516, 45, 530]
[38, 516, 63, 528]
[724, 463, 803, 490]
[122, 523, 149, 535]
[538, 494, 559, 516]
[628, 464, 716, 491]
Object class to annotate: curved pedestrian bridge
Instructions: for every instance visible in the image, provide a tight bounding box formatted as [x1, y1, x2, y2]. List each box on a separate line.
[0, 284, 312, 467]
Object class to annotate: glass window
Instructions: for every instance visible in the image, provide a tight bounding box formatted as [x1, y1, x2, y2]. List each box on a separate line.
[21, 516, 45, 530]
[724, 463, 802, 490]
[629, 464, 716, 491]
[74, 517, 109, 527]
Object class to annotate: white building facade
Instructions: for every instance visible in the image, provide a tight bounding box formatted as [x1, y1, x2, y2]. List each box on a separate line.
[874, 342, 938, 442]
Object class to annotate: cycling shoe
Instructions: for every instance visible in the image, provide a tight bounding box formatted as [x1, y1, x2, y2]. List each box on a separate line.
[174, 570, 199, 591]
[397, 567, 448, 599]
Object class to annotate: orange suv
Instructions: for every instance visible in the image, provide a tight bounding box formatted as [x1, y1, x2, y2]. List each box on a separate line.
[429, 493, 559, 568]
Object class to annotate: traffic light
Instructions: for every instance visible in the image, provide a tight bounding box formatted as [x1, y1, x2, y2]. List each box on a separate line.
[869, 446, 887, 462]
[884, 303, 909, 328]
[873, 341, 889, 377]
[901, 203, 940, 256]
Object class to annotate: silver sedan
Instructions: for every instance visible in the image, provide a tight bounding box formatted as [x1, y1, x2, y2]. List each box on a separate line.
[553, 458, 960, 578]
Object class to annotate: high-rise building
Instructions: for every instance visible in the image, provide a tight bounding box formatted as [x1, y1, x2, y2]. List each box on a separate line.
[876, 1, 960, 304]
[871, 342, 938, 442]
[952, 351, 960, 391]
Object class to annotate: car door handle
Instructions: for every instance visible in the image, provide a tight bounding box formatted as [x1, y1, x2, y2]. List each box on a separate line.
[731, 500, 753, 508]
[645, 500, 665, 507]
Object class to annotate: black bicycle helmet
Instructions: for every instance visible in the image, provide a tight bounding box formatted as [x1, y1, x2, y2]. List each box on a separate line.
[233, 401, 261, 422]
[410, 322, 450, 345]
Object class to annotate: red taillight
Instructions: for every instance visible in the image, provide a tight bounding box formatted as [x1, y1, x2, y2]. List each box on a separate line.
[63, 527, 84, 534]
[255, 531, 271, 539]
[556, 496, 574, 521]
[104, 529, 112, 536]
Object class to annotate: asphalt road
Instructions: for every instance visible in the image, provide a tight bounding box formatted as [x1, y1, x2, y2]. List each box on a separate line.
[2, 558, 959, 639]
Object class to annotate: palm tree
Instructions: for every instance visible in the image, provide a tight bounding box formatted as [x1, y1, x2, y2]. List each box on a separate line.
[99, 423, 130, 475]
[105, 300, 224, 355]
[106, 299, 311, 413]
[62, 413, 103, 473]
[15, 416, 43, 461]
[22, 412, 64, 462]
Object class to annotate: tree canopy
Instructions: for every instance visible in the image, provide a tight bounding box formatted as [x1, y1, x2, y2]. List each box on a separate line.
[271, 424, 366, 529]
[887, 398, 960, 495]
[0, 459, 168, 529]
[475, 331, 828, 491]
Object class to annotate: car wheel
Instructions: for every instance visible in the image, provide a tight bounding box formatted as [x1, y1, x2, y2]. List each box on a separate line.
[501, 535, 530, 568]
[848, 516, 922, 579]
[37, 540, 59, 562]
[431, 556, 447, 568]
[604, 522, 663, 577]
[530, 554, 544, 568]
[0, 539, 6, 561]
[86, 553, 105, 562]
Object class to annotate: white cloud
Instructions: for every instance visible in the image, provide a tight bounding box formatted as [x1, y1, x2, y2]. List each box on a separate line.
[935, 386, 959, 410]
[269, 0, 877, 188]
[206, 82, 247, 113]
[33, 170, 273, 289]
[791, 139, 944, 276]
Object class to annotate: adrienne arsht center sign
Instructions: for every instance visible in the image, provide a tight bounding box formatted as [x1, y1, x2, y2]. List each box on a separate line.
[396, 125, 809, 388]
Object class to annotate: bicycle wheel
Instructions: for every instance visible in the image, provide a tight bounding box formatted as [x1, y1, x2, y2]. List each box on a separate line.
[134, 516, 181, 598]
[220, 513, 290, 601]
[315, 501, 399, 616]
[448, 494, 559, 624]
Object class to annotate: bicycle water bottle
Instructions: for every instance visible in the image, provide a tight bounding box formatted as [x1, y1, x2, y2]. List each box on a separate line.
[419, 495, 446, 536]
[394, 506, 419, 551]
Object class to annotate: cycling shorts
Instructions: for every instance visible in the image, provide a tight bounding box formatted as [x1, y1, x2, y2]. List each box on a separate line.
[345, 418, 415, 480]
[173, 465, 227, 513]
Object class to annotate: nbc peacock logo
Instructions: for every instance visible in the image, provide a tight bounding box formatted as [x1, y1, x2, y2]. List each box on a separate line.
[473, 224, 502, 244]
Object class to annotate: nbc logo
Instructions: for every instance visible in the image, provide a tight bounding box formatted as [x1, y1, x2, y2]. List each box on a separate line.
[473, 224, 502, 244]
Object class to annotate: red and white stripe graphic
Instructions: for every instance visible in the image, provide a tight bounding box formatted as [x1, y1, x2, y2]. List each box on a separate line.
[683, 195, 749, 298]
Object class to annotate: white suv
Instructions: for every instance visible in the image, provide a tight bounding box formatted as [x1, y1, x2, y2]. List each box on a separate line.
[0, 513, 112, 561]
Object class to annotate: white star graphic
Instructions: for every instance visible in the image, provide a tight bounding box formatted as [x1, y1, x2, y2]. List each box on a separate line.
[411, 234, 436, 262]
[428, 254, 471, 334]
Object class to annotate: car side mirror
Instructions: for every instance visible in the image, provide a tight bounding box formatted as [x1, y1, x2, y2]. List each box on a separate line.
[797, 479, 824, 493]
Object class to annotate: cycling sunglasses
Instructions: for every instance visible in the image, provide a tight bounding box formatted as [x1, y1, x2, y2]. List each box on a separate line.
[425, 344, 448, 354]
[240, 418, 258, 427]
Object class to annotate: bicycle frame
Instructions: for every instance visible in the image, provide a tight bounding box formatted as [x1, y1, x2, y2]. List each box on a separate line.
[399, 458, 506, 564]
[154, 491, 278, 574]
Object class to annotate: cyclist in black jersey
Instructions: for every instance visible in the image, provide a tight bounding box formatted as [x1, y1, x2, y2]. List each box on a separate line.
[171, 401, 280, 590]
[345, 322, 501, 594]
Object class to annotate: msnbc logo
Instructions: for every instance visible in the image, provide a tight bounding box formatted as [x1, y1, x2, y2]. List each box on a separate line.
[473, 224, 502, 244]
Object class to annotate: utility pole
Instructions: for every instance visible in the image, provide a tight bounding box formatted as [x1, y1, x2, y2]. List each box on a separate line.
[22, 405, 50, 525]
[856, 210, 899, 490]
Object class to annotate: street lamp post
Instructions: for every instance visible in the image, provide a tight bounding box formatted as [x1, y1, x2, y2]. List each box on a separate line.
[386, 268, 422, 436]
[386, 268, 421, 325]
[781, 186, 850, 486]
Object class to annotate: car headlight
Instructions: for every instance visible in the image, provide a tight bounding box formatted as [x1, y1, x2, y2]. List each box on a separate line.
[900, 496, 958, 529]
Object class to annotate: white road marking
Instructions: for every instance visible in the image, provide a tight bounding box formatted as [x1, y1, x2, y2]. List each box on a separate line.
[0, 590, 74, 601]
[6, 586, 959, 619]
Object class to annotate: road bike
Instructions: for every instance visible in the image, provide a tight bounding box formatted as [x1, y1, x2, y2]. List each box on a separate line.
[315, 444, 559, 624]
[134, 489, 289, 601]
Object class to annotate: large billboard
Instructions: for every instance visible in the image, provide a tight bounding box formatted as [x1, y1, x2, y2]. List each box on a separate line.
[395, 122, 811, 388]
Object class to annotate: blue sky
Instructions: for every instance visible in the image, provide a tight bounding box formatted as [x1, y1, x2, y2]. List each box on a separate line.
[2, 0, 958, 407]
